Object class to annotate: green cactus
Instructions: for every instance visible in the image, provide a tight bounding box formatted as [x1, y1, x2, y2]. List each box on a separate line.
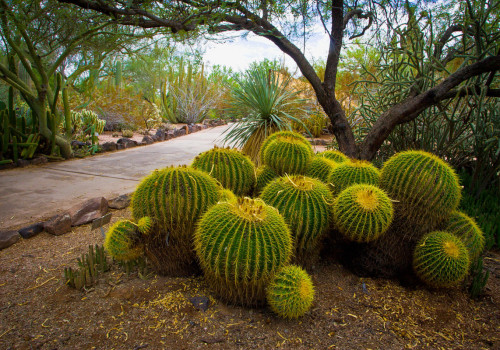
[131, 166, 219, 275]
[194, 198, 293, 306]
[104, 220, 143, 262]
[333, 184, 394, 243]
[218, 187, 237, 203]
[380, 150, 461, 226]
[259, 130, 313, 161]
[328, 159, 380, 195]
[263, 136, 313, 176]
[260, 175, 333, 264]
[318, 150, 348, 163]
[266, 265, 315, 319]
[413, 231, 470, 288]
[306, 156, 338, 183]
[137, 216, 153, 235]
[192, 146, 255, 196]
[445, 210, 485, 261]
[254, 165, 278, 195]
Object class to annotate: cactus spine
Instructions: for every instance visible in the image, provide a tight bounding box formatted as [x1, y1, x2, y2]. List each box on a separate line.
[413, 231, 470, 288]
[104, 220, 143, 262]
[445, 210, 485, 261]
[266, 265, 315, 319]
[333, 184, 394, 243]
[192, 147, 255, 196]
[306, 156, 338, 183]
[328, 159, 380, 195]
[194, 198, 292, 306]
[263, 136, 313, 176]
[318, 150, 348, 163]
[259, 130, 313, 161]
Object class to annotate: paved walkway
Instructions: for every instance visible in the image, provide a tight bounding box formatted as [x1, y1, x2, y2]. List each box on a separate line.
[0, 125, 228, 230]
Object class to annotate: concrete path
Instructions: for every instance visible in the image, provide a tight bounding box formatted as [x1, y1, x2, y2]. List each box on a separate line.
[0, 125, 229, 230]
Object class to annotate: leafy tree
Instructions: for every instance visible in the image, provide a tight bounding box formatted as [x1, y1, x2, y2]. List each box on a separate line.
[60, 0, 499, 159]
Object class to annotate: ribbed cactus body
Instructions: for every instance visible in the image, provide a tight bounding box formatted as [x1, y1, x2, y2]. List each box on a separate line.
[218, 187, 237, 203]
[192, 147, 255, 196]
[266, 265, 315, 319]
[194, 198, 292, 306]
[104, 220, 143, 262]
[137, 216, 153, 235]
[413, 231, 470, 288]
[260, 130, 313, 161]
[446, 211, 485, 261]
[260, 175, 333, 263]
[380, 150, 461, 225]
[263, 137, 313, 176]
[333, 184, 393, 243]
[306, 156, 338, 183]
[254, 165, 278, 195]
[328, 160, 380, 195]
[319, 150, 348, 163]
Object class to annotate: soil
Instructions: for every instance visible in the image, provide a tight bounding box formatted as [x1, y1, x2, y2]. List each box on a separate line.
[1, 208, 499, 350]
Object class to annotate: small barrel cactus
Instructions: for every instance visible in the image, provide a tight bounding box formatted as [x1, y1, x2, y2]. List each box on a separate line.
[260, 175, 333, 263]
[104, 220, 143, 262]
[333, 184, 394, 243]
[445, 210, 485, 261]
[218, 187, 237, 203]
[318, 150, 348, 163]
[413, 231, 470, 288]
[192, 147, 255, 196]
[328, 159, 380, 195]
[266, 265, 315, 319]
[306, 156, 338, 183]
[254, 165, 278, 195]
[380, 150, 461, 226]
[263, 136, 313, 176]
[260, 130, 313, 161]
[194, 198, 292, 306]
[137, 216, 153, 235]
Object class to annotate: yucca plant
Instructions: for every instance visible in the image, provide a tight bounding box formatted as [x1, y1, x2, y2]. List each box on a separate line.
[222, 66, 307, 165]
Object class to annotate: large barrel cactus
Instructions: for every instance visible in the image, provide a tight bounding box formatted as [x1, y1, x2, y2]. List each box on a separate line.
[262, 136, 313, 176]
[328, 159, 380, 195]
[445, 210, 485, 261]
[131, 166, 219, 275]
[259, 130, 313, 161]
[266, 265, 315, 319]
[104, 220, 143, 262]
[192, 147, 255, 196]
[319, 150, 348, 163]
[194, 198, 292, 306]
[254, 165, 278, 196]
[413, 231, 470, 288]
[306, 156, 338, 183]
[333, 184, 394, 243]
[260, 175, 333, 264]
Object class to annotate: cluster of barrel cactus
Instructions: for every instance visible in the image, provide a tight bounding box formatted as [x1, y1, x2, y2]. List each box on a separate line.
[102, 130, 485, 319]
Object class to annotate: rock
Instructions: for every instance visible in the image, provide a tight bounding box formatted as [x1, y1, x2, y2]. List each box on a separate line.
[30, 156, 48, 165]
[155, 128, 166, 141]
[151, 135, 159, 142]
[0, 162, 16, 170]
[173, 128, 186, 137]
[116, 143, 125, 150]
[101, 142, 117, 152]
[142, 135, 154, 145]
[18, 222, 44, 239]
[16, 159, 31, 168]
[71, 140, 87, 148]
[69, 197, 109, 226]
[189, 296, 210, 312]
[201, 124, 208, 130]
[0, 230, 20, 250]
[44, 213, 72, 235]
[116, 138, 137, 148]
[309, 139, 328, 146]
[109, 194, 131, 209]
[166, 130, 175, 140]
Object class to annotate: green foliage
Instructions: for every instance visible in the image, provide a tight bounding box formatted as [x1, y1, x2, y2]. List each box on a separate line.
[194, 198, 292, 306]
[222, 65, 307, 164]
[254, 165, 278, 196]
[318, 150, 348, 163]
[380, 150, 461, 225]
[468, 257, 490, 299]
[0, 105, 39, 161]
[121, 129, 134, 138]
[305, 156, 338, 183]
[328, 159, 380, 195]
[413, 231, 470, 288]
[260, 175, 333, 263]
[262, 136, 313, 176]
[445, 211, 485, 261]
[64, 245, 109, 290]
[192, 146, 255, 196]
[266, 265, 315, 319]
[104, 220, 143, 262]
[333, 184, 394, 243]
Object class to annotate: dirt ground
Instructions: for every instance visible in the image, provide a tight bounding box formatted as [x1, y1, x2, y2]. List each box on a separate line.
[1, 208, 499, 350]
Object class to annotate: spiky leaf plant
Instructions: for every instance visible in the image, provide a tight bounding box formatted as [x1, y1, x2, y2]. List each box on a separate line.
[319, 150, 348, 163]
[328, 159, 380, 195]
[260, 130, 313, 162]
[333, 184, 394, 243]
[194, 198, 292, 306]
[254, 165, 278, 196]
[104, 220, 143, 262]
[192, 147, 255, 196]
[306, 156, 338, 183]
[263, 136, 313, 176]
[380, 150, 461, 226]
[413, 231, 470, 288]
[260, 175, 333, 264]
[445, 210, 485, 261]
[131, 166, 219, 275]
[266, 265, 315, 319]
